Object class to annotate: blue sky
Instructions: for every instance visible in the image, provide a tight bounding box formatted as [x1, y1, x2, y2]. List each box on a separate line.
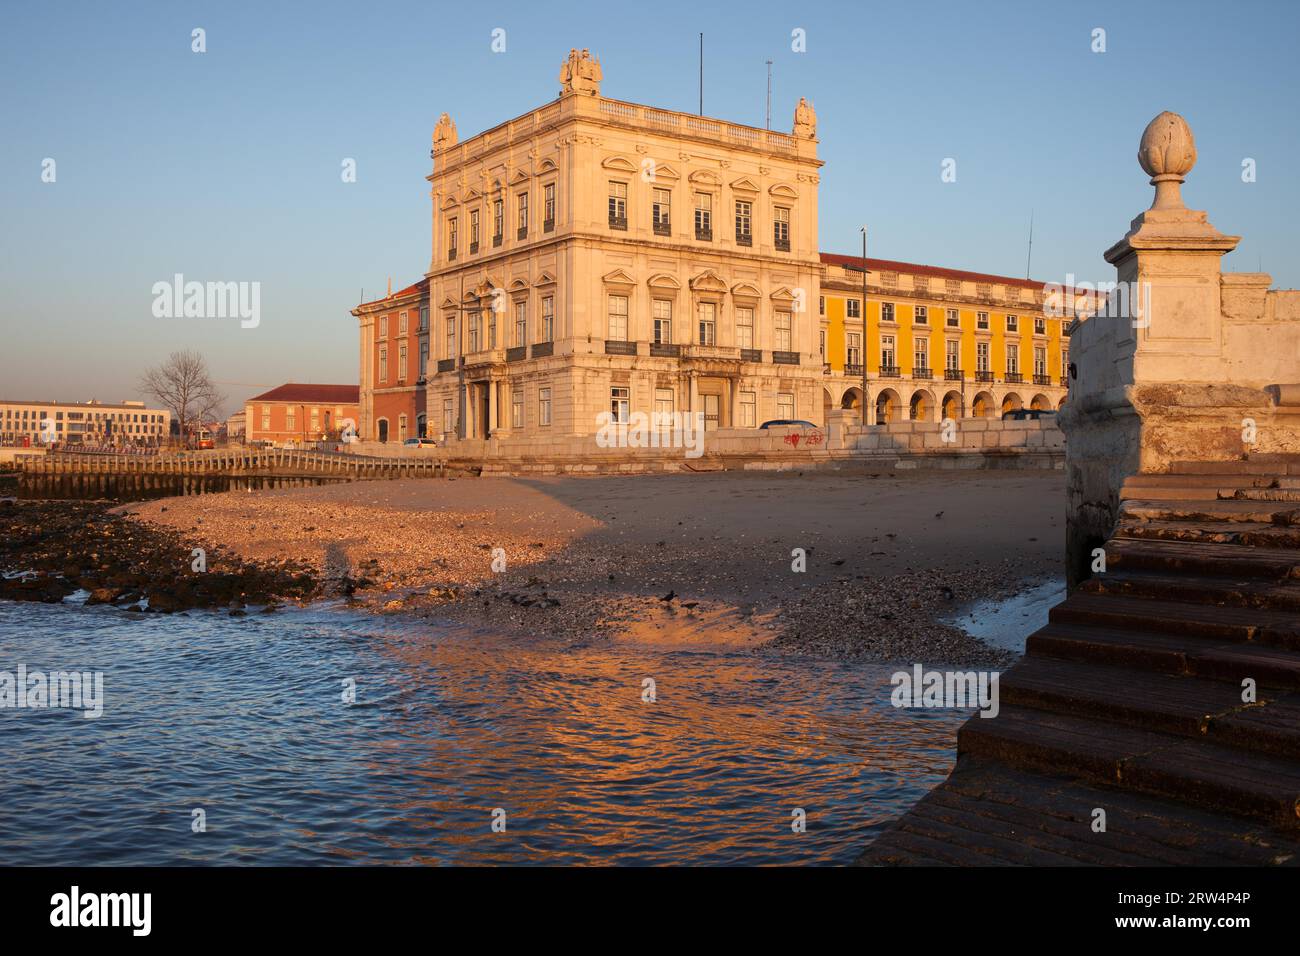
[2, 0, 1297, 413]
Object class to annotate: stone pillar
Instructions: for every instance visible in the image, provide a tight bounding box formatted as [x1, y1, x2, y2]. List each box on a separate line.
[1059, 111, 1300, 585]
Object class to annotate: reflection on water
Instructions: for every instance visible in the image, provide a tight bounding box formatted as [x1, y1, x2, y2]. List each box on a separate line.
[947, 579, 1066, 654]
[0, 601, 967, 865]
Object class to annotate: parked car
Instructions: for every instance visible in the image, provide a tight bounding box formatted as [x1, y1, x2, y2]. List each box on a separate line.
[403, 437, 440, 447]
[758, 419, 818, 429]
[1001, 408, 1056, 421]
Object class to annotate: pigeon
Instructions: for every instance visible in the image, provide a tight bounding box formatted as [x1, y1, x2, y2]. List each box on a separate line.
[661, 590, 676, 602]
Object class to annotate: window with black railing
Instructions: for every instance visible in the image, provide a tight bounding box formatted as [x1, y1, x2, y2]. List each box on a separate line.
[695, 193, 712, 240]
[735, 200, 752, 246]
[773, 207, 790, 251]
[653, 188, 671, 236]
[608, 181, 628, 230]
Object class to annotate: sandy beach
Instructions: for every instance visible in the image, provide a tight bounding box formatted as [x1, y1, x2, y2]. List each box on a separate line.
[122, 470, 1066, 664]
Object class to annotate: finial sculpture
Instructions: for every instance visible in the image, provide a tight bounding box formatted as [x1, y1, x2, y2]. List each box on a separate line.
[433, 112, 458, 152]
[793, 97, 817, 139]
[559, 48, 603, 95]
[1137, 111, 1197, 211]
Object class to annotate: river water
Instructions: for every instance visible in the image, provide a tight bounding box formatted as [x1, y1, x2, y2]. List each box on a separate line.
[0, 599, 971, 866]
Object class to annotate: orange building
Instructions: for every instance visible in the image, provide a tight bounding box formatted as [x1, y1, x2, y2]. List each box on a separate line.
[244, 384, 360, 446]
[352, 280, 429, 442]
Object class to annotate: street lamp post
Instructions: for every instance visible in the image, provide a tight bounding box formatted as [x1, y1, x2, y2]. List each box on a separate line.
[860, 226, 870, 426]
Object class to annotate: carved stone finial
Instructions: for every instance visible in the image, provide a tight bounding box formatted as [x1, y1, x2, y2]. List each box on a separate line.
[793, 97, 816, 139]
[1138, 111, 1197, 211]
[559, 48, 603, 95]
[433, 112, 458, 152]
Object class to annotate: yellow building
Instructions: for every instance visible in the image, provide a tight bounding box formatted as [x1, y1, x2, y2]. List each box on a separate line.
[818, 255, 1103, 424]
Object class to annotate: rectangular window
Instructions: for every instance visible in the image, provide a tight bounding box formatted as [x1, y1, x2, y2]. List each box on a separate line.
[487, 308, 496, 349]
[1006, 313, 1019, 333]
[1006, 343, 1020, 373]
[773, 206, 790, 250]
[543, 183, 556, 229]
[514, 301, 527, 346]
[468, 311, 481, 352]
[419, 341, 429, 376]
[977, 341, 991, 372]
[652, 188, 671, 234]
[610, 386, 630, 424]
[511, 389, 524, 429]
[653, 299, 672, 344]
[286, 410, 296, 430]
[608, 181, 628, 229]
[946, 308, 959, 327]
[697, 301, 716, 346]
[448, 217, 458, 256]
[914, 305, 928, 325]
[442, 398, 454, 436]
[820, 329, 826, 358]
[977, 310, 990, 330]
[518, 192, 528, 234]
[881, 301, 896, 323]
[469, 209, 480, 248]
[945, 339, 960, 371]
[493, 197, 503, 243]
[419, 306, 429, 330]
[740, 391, 757, 428]
[1034, 316, 1046, 335]
[1034, 346, 1047, 375]
[608, 294, 629, 341]
[398, 344, 407, 381]
[654, 388, 674, 426]
[776, 392, 795, 419]
[398, 312, 408, 335]
[881, 335, 896, 367]
[846, 332, 861, 366]
[736, 306, 754, 349]
[847, 299, 861, 319]
[379, 345, 388, 383]
[539, 386, 552, 426]
[541, 295, 554, 341]
[695, 193, 712, 239]
[819, 295, 825, 316]
[775, 311, 792, 352]
[445, 313, 456, 357]
[913, 337, 928, 371]
[735, 200, 752, 244]
[379, 315, 388, 338]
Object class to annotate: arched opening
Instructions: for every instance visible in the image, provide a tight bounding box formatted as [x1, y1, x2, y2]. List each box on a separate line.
[377, 418, 390, 443]
[909, 389, 935, 422]
[1057, 396, 1068, 410]
[1001, 393, 1024, 416]
[941, 390, 963, 421]
[875, 388, 901, 424]
[1030, 393, 1051, 411]
[417, 413, 428, 438]
[822, 387, 833, 426]
[971, 391, 995, 418]
[840, 387, 862, 410]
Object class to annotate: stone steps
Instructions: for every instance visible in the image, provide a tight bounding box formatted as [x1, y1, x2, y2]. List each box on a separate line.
[1049, 592, 1300, 649]
[1120, 498, 1300, 525]
[958, 705, 1300, 825]
[1115, 518, 1300, 549]
[1080, 568, 1300, 611]
[1105, 537, 1300, 580]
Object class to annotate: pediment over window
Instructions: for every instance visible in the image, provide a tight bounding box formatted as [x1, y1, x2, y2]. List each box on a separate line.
[439, 297, 458, 310]
[462, 186, 483, 202]
[650, 163, 680, 182]
[508, 278, 530, 292]
[647, 272, 681, 290]
[538, 158, 558, 172]
[769, 286, 798, 302]
[688, 169, 720, 186]
[601, 155, 638, 173]
[689, 269, 728, 293]
[729, 177, 760, 194]
[440, 195, 460, 211]
[602, 268, 637, 287]
[730, 282, 762, 299]
[534, 271, 556, 287]
[509, 169, 531, 185]
[768, 182, 798, 199]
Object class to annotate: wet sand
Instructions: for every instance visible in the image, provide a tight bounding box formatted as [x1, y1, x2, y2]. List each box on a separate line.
[123, 470, 1066, 663]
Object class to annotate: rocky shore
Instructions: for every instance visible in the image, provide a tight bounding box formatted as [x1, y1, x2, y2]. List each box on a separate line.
[0, 499, 318, 612]
[112, 471, 1065, 665]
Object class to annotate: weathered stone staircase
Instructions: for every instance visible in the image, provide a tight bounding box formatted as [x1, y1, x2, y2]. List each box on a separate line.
[861, 456, 1300, 865]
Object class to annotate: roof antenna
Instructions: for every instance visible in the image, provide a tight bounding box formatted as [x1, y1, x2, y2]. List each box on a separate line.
[1025, 210, 1034, 280]
[765, 59, 773, 130]
[699, 34, 704, 115]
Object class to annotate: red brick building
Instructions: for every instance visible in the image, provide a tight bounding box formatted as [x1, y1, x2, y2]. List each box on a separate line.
[244, 384, 360, 446]
[352, 280, 429, 442]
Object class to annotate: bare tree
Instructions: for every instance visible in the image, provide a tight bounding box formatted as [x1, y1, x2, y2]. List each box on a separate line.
[140, 350, 226, 444]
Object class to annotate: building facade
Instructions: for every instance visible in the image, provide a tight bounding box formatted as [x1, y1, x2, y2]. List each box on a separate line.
[244, 384, 360, 446]
[355, 49, 1104, 451]
[352, 280, 430, 442]
[420, 49, 824, 447]
[818, 255, 1104, 424]
[0, 399, 169, 447]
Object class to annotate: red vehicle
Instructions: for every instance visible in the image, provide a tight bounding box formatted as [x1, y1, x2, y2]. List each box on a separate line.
[193, 428, 215, 450]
